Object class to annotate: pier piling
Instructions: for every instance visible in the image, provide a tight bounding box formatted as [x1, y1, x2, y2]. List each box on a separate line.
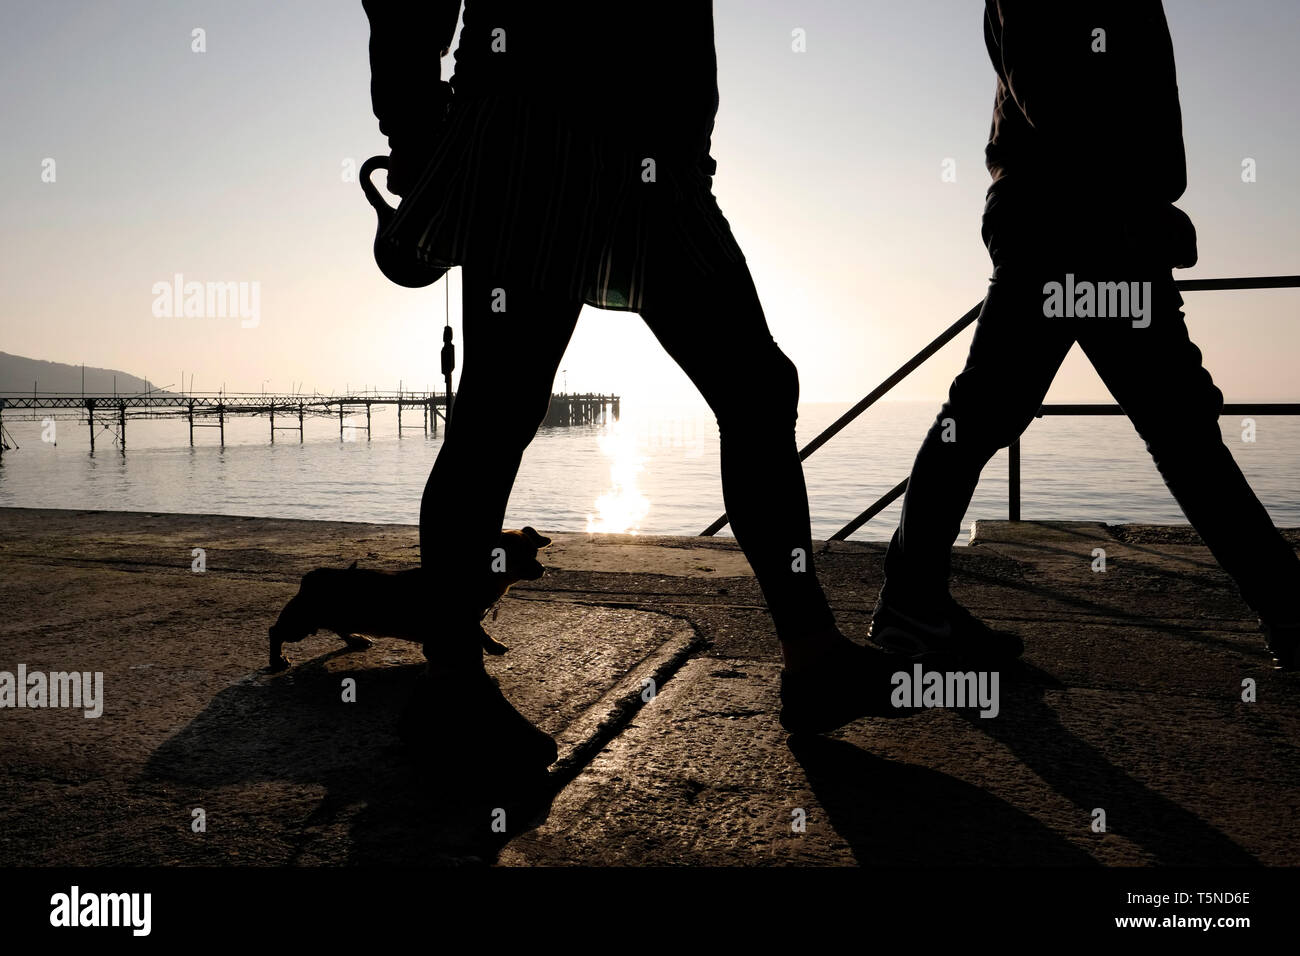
[0, 388, 616, 455]
[1008, 437, 1021, 521]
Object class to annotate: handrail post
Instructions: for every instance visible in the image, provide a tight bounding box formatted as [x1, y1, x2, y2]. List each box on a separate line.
[1008, 437, 1021, 521]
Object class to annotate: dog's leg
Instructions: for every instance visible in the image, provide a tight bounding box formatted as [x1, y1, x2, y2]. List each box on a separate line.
[343, 634, 374, 651]
[269, 591, 319, 672]
[479, 625, 509, 656]
[269, 630, 291, 672]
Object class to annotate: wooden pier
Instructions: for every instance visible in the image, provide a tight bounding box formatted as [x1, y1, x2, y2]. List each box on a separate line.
[543, 393, 620, 427]
[0, 389, 619, 457]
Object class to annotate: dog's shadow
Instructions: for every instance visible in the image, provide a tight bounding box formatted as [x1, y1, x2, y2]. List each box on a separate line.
[141, 649, 555, 865]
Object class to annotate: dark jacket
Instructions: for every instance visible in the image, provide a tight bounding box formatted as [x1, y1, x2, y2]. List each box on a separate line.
[364, 1, 720, 182]
[982, 0, 1197, 266]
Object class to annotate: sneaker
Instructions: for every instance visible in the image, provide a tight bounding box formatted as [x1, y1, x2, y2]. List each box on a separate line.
[779, 639, 919, 734]
[1261, 621, 1298, 671]
[869, 596, 1024, 663]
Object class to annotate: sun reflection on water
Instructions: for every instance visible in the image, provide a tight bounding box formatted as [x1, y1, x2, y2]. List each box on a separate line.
[585, 420, 650, 534]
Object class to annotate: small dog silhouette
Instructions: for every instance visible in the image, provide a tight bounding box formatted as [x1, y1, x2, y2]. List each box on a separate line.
[268, 527, 552, 671]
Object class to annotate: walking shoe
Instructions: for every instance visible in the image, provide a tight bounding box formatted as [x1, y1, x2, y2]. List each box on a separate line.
[869, 596, 1024, 663]
[1261, 621, 1298, 671]
[779, 638, 919, 734]
[404, 665, 558, 771]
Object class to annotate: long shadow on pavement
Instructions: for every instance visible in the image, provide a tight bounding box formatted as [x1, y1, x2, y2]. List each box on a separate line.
[790, 734, 1097, 865]
[792, 658, 1258, 865]
[956, 664, 1258, 865]
[141, 651, 556, 865]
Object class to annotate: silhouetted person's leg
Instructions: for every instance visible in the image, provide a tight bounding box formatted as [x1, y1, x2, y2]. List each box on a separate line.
[638, 261, 835, 647]
[418, 267, 583, 665]
[638, 260, 911, 732]
[880, 272, 1072, 609]
[877, 264, 1300, 668]
[1079, 278, 1300, 627]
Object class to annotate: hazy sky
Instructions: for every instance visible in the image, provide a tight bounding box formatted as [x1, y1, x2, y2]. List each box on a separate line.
[2, 1, 1298, 405]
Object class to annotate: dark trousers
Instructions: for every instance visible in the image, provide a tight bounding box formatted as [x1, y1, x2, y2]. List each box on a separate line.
[882, 260, 1300, 625]
[420, 258, 836, 645]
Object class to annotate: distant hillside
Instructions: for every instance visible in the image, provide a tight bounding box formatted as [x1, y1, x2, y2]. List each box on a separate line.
[0, 352, 171, 396]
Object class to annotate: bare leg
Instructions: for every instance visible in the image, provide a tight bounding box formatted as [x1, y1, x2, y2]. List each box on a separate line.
[637, 261, 842, 671]
[418, 268, 583, 663]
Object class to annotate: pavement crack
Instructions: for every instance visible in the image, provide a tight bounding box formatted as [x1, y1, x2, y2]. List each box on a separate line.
[544, 624, 707, 795]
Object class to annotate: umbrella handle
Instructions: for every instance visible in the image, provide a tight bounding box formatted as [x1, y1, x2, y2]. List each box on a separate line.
[358, 154, 445, 289]
[359, 155, 396, 224]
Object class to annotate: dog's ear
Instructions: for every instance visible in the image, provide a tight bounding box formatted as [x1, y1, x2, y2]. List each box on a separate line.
[521, 526, 551, 549]
[347, 560, 358, 570]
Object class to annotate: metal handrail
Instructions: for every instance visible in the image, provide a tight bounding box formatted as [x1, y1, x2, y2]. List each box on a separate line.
[699, 301, 984, 536]
[699, 275, 1300, 538]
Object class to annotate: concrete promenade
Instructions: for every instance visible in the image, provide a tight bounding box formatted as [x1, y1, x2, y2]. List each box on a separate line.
[1, 507, 1296, 866]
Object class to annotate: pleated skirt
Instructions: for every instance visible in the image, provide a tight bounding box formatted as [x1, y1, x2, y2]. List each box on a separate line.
[381, 92, 746, 312]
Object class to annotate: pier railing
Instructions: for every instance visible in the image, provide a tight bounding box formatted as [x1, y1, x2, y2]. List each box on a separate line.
[700, 275, 1300, 539]
[0, 389, 619, 455]
[0, 391, 454, 452]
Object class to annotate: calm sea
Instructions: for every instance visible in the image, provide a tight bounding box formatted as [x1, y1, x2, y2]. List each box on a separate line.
[1, 401, 1297, 543]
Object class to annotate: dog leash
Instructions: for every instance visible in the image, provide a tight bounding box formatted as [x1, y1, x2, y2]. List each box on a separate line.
[440, 274, 455, 428]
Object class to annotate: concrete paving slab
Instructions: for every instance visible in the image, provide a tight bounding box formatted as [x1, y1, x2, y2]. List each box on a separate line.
[542, 533, 755, 578]
[501, 657, 1300, 866]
